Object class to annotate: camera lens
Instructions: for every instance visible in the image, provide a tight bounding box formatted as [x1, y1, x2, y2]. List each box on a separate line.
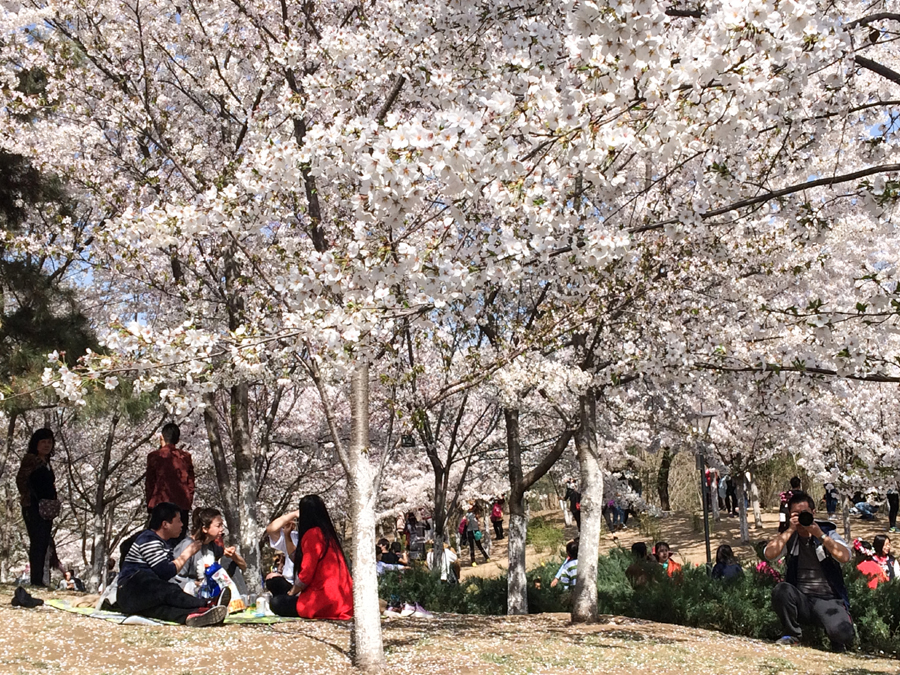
[798, 511, 814, 527]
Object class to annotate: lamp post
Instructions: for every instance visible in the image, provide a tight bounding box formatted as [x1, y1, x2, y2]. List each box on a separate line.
[693, 411, 716, 568]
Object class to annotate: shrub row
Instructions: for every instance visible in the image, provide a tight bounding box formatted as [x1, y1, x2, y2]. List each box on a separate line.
[377, 549, 900, 654]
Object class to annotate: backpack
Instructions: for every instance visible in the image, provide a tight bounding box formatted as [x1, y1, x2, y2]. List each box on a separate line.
[491, 503, 502, 520]
[458, 517, 467, 536]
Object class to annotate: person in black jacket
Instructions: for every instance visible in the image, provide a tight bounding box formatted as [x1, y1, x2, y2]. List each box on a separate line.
[15, 429, 58, 587]
[764, 492, 853, 651]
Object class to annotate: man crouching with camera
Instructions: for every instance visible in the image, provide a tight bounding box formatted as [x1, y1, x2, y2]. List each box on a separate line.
[764, 491, 854, 651]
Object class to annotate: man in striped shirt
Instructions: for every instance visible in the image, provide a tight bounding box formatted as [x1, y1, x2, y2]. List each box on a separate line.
[551, 539, 579, 590]
[117, 502, 227, 626]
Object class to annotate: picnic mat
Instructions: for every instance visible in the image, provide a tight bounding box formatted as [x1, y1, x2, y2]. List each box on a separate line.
[46, 598, 303, 625]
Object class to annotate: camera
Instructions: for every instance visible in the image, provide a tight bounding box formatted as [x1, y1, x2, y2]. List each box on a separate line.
[798, 511, 814, 527]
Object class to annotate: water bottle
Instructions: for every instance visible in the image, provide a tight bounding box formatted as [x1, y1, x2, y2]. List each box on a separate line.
[256, 593, 271, 616]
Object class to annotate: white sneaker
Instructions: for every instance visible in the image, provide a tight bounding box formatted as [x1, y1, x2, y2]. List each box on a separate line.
[412, 603, 433, 619]
[399, 603, 415, 617]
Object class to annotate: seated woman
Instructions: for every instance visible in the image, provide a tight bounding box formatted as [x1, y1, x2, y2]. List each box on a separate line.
[173, 507, 247, 596]
[654, 541, 682, 580]
[270, 494, 353, 620]
[872, 534, 900, 581]
[264, 511, 299, 596]
[854, 539, 888, 589]
[711, 544, 743, 580]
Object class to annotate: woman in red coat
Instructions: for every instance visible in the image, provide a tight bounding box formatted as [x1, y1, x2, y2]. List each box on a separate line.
[270, 494, 353, 620]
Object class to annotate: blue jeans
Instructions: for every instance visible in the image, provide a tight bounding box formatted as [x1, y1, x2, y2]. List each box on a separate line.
[856, 502, 876, 519]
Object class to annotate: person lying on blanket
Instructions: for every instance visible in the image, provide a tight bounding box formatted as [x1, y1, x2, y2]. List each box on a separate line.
[116, 502, 229, 627]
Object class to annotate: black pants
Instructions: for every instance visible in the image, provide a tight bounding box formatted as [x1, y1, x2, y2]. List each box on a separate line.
[117, 570, 207, 624]
[771, 582, 853, 648]
[265, 575, 293, 596]
[492, 519, 504, 540]
[467, 531, 489, 563]
[271, 594, 299, 617]
[888, 493, 899, 530]
[22, 507, 52, 586]
[572, 507, 581, 530]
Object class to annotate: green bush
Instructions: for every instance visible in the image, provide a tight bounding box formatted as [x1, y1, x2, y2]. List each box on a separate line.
[378, 551, 900, 654]
[525, 517, 567, 555]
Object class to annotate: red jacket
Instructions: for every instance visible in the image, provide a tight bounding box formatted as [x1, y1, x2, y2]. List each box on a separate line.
[145, 444, 195, 511]
[294, 527, 353, 620]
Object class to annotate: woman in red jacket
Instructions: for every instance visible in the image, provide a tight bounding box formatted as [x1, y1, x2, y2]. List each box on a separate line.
[270, 494, 353, 620]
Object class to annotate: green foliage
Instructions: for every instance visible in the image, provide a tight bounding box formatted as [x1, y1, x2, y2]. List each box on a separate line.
[525, 517, 566, 555]
[380, 551, 900, 654]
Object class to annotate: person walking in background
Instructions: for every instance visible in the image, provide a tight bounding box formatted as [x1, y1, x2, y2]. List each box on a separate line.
[270, 494, 353, 620]
[145, 423, 194, 544]
[490, 498, 505, 540]
[564, 479, 581, 530]
[887, 488, 899, 533]
[16, 429, 59, 587]
[725, 475, 738, 517]
[823, 483, 839, 521]
[465, 502, 489, 567]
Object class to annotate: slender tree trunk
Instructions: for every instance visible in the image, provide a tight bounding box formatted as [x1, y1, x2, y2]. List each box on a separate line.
[657, 447, 672, 511]
[202, 395, 239, 529]
[572, 389, 602, 623]
[230, 383, 261, 595]
[749, 472, 763, 528]
[737, 475, 750, 543]
[88, 410, 119, 592]
[347, 363, 383, 672]
[710, 472, 721, 523]
[505, 409, 528, 615]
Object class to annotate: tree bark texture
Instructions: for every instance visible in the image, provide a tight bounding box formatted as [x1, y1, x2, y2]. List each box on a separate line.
[571, 390, 602, 623]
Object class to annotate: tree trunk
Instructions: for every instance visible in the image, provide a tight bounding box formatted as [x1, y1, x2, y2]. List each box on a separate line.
[749, 472, 763, 528]
[88, 410, 120, 592]
[505, 408, 528, 615]
[737, 474, 750, 543]
[202, 395, 239, 530]
[230, 383, 262, 595]
[347, 363, 384, 672]
[572, 389, 602, 623]
[709, 471, 721, 523]
[657, 447, 672, 511]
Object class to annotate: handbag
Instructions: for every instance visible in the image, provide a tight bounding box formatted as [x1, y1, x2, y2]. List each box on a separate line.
[474, 530, 483, 541]
[38, 498, 61, 520]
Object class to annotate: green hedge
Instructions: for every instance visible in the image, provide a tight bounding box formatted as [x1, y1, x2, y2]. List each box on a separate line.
[378, 550, 900, 654]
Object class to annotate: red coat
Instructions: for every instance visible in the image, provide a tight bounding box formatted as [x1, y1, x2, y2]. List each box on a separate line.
[294, 527, 353, 620]
[145, 444, 195, 511]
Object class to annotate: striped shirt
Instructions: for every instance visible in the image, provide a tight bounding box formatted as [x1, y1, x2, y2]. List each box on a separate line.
[555, 558, 578, 589]
[119, 530, 177, 584]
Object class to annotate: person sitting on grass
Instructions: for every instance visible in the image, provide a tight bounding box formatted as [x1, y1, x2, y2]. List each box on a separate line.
[871, 534, 900, 581]
[270, 494, 353, 620]
[853, 539, 888, 590]
[381, 540, 407, 565]
[116, 502, 229, 627]
[764, 491, 853, 651]
[654, 541, 682, 580]
[376, 547, 408, 577]
[625, 542, 658, 589]
[711, 545, 743, 580]
[174, 507, 247, 596]
[264, 510, 299, 597]
[551, 539, 579, 589]
[57, 569, 85, 592]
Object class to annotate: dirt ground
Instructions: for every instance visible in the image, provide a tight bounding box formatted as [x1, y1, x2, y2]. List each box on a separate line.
[1, 587, 897, 675]
[460, 507, 890, 579]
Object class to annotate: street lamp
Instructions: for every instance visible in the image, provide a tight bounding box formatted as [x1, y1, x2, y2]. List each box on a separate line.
[693, 411, 716, 568]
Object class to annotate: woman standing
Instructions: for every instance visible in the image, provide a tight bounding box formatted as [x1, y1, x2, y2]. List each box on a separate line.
[271, 494, 353, 620]
[15, 429, 58, 587]
[465, 503, 490, 567]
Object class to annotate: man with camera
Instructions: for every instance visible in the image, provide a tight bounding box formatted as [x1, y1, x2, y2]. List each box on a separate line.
[764, 491, 854, 651]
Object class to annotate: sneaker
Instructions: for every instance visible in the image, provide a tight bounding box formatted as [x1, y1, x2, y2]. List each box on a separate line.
[216, 587, 232, 611]
[775, 635, 800, 646]
[383, 606, 402, 618]
[11, 587, 43, 608]
[186, 605, 228, 627]
[412, 603, 433, 619]
[399, 603, 416, 617]
[471, 562, 478, 567]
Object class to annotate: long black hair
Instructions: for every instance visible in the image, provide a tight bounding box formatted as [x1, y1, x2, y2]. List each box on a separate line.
[293, 494, 346, 574]
[26, 428, 55, 457]
[874, 534, 890, 557]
